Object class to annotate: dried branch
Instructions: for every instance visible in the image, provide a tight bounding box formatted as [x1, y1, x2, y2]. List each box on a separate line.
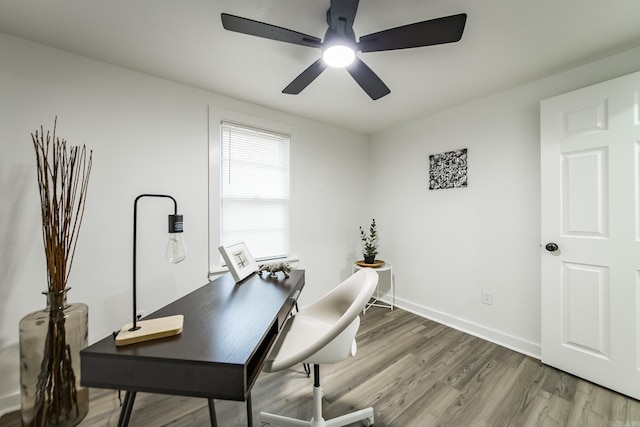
[31, 118, 93, 293]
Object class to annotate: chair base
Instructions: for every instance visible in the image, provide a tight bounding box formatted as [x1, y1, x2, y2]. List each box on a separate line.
[260, 385, 374, 427]
[260, 408, 374, 427]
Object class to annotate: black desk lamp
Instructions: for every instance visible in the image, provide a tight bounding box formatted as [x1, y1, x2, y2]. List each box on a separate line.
[115, 194, 186, 346]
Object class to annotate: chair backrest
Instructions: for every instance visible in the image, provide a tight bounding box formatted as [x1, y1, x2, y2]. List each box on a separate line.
[264, 268, 378, 372]
[302, 267, 378, 327]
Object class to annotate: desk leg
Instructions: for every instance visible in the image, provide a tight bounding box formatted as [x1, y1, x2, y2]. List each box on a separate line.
[246, 393, 253, 426]
[117, 391, 136, 427]
[207, 398, 217, 427]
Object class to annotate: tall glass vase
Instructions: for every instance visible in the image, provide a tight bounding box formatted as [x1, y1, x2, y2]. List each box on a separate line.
[19, 288, 89, 427]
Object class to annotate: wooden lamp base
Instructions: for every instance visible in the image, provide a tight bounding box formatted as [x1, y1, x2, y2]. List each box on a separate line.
[115, 315, 184, 346]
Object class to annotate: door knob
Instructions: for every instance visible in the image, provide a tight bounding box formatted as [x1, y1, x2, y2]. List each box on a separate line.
[545, 242, 559, 252]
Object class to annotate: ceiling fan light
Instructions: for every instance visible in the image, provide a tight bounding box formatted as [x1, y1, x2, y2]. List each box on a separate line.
[322, 45, 356, 68]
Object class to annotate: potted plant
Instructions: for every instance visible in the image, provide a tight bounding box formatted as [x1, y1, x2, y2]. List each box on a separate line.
[359, 218, 378, 264]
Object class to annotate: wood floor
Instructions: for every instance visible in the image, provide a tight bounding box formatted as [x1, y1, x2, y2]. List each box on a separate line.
[3, 306, 639, 426]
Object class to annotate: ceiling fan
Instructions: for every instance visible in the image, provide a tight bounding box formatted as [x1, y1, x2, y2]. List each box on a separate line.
[221, 0, 467, 100]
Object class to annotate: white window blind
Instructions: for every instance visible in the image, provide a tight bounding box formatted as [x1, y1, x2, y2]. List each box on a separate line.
[220, 121, 290, 262]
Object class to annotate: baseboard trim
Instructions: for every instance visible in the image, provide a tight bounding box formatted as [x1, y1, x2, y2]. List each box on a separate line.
[381, 295, 541, 359]
[0, 393, 19, 418]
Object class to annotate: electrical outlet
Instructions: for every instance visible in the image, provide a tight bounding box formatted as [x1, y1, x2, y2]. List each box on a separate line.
[482, 290, 493, 305]
[136, 310, 145, 320]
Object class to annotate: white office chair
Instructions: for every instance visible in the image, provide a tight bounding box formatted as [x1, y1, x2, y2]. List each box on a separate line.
[260, 268, 378, 427]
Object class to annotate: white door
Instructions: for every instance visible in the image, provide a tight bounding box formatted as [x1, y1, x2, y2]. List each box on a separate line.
[541, 70, 640, 399]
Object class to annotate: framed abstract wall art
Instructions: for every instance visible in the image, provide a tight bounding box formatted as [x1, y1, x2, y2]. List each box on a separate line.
[428, 148, 468, 190]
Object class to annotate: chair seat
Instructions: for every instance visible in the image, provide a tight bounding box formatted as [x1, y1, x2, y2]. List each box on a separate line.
[264, 313, 359, 372]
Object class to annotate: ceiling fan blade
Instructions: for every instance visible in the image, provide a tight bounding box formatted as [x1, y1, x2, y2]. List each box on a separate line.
[358, 13, 467, 52]
[221, 13, 322, 48]
[346, 58, 390, 100]
[328, 0, 359, 34]
[282, 59, 328, 95]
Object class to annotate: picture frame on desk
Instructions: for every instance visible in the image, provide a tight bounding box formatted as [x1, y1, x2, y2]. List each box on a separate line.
[219, 241, 258, 282]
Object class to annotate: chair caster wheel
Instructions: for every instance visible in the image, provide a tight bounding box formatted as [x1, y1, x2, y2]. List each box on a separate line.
[363, 416, 374, 426]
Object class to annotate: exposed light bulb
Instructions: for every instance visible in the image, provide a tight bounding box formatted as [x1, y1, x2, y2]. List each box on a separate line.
[166, 214, 186, 263]
[322, 45, 355, 68]
[165, 233, 186, 264]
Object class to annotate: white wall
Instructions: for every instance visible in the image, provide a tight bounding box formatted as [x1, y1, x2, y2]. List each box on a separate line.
[370, 46, 640, 357]
[0, 33, 369, 413]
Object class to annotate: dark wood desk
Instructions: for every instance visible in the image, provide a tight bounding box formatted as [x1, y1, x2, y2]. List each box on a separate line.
[80, 270, 305, 426]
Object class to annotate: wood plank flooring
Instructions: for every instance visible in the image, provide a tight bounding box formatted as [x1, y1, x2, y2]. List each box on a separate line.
[2, 306, 639, 426]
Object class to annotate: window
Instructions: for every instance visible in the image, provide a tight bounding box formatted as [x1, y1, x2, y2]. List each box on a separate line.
[219, 121, 290, 262]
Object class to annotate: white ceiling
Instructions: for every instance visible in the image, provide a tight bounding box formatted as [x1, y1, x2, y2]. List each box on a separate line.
[1, 0, 639, 135]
